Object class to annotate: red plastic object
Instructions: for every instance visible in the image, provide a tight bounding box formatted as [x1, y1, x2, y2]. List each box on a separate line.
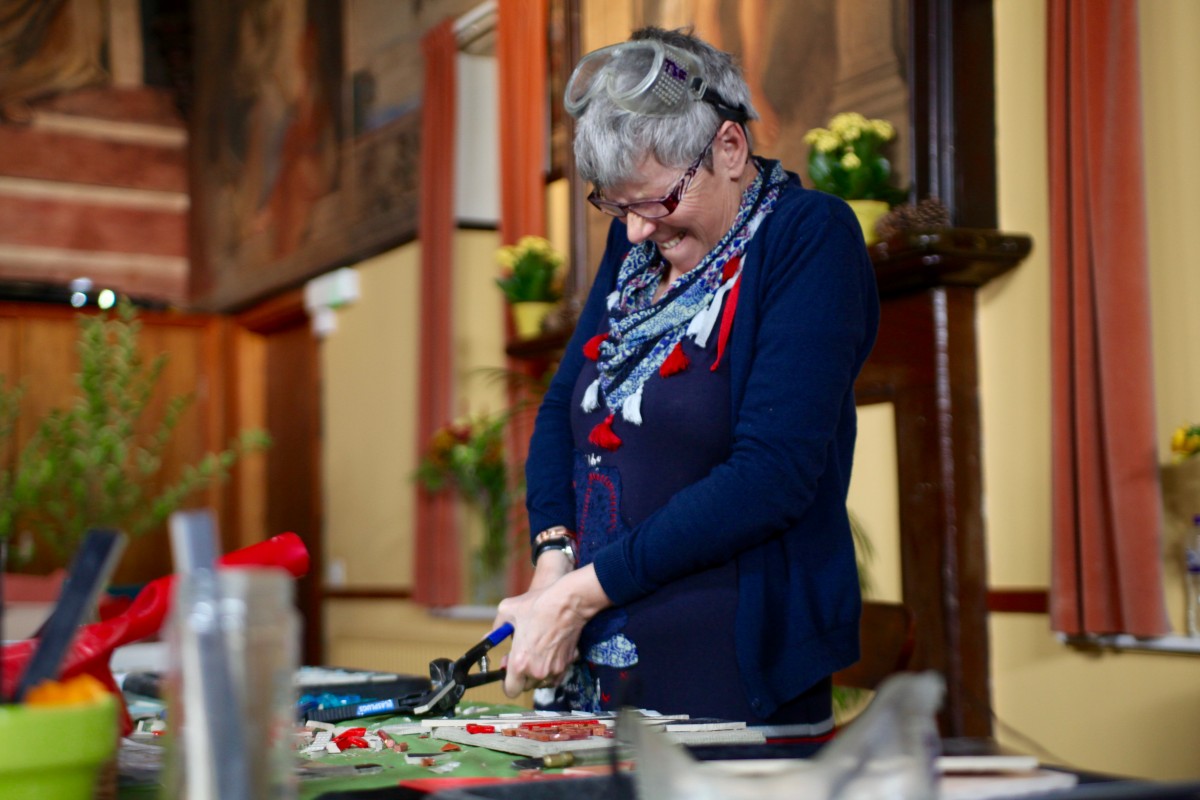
[466, 723, 496, 734]
[2, 532, 309, 734]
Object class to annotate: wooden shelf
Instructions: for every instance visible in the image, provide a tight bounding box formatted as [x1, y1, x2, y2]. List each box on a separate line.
[869, 228, 1034, 298]
[504, 329, 569, 360]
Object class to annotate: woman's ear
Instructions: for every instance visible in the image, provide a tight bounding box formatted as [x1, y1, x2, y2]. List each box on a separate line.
[714, 120, 751, 180]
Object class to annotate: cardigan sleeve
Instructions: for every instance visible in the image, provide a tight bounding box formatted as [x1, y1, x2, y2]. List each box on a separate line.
[591, 188, 880, 605]
[523, 220, 630, 541]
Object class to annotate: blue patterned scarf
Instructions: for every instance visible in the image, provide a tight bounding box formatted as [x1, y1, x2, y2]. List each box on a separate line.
[584, 158, 787, 423]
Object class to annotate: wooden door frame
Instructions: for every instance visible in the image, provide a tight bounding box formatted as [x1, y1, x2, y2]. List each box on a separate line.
[233, 289, 325, 665]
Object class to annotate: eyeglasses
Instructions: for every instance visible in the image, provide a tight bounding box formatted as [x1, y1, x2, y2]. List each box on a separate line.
[587, 132, 717, 219]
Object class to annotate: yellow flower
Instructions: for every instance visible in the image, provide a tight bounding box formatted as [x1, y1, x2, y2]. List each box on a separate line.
[871, 119, 895, 140]
[1171, 424, 1200, 460]
[496, 246, 517, 269]
[811, 131, 839, 153]
[803, 111, 903, 202]
[829, 112, 869, 137]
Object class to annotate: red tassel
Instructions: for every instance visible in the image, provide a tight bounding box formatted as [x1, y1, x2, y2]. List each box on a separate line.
[721, 255, 742, 283]
[712, 276, 741, 371]
[659, 341, 690, 377]
[583, 333, 609, 361]
[588, 414, 623, 451]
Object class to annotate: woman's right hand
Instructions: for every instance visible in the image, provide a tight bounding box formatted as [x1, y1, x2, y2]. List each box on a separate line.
[492, 563, 611, 698]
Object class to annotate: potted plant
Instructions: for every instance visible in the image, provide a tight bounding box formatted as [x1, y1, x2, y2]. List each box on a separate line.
[1163, 423, 1200, 535]
[495, 235, 564, 339]
[803, 112, 907, 244]
[0, 298, 270, 569]
[415, 411, 514, 605]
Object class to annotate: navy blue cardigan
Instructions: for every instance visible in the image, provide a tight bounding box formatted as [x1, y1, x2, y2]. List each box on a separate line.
[525, 168, 880, 717]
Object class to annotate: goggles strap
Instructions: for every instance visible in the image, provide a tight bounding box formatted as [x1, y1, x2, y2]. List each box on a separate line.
[688, 77, 749, 123]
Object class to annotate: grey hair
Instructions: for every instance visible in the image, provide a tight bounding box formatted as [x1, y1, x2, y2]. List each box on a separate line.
[573, 27, 759, 190]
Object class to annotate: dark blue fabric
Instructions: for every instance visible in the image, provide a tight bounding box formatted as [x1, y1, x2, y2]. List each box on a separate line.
[525, 165, 880, 718]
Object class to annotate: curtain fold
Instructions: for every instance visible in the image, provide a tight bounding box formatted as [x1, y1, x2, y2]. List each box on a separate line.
[1047, 0, 1169, 636]
[413, 18, 461, 607]
[497, 0, 548, 594]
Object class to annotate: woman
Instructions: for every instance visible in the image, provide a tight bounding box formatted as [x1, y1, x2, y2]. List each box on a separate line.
[495, 27, 879, 738]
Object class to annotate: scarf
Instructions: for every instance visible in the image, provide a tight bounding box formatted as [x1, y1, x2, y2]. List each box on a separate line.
[581, 158, 787, 440]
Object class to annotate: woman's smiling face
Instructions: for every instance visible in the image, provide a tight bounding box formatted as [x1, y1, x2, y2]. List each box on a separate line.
[604, 122, 755, 277]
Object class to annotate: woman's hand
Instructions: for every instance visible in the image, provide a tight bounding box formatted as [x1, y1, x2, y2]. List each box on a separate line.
[492, 564, 611, 698]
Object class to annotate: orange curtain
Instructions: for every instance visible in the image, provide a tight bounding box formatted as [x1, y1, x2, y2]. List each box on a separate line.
[498, 0, 548, 594]
[413, 18, 461, 607]
[1047, 0, 1169, 636]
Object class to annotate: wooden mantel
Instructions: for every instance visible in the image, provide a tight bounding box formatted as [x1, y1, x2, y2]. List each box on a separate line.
[856, 227, 1033, 737]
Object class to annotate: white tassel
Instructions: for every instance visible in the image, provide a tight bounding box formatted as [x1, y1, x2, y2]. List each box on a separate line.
[621, 385, 644, 425]
[688, 286, 723, 348]
[581, 378, 601, 413]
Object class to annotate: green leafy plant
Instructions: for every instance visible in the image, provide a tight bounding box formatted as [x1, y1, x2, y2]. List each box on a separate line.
[0, 298, 271, 564]
[803, 112, 907, 204]
[495, 235, 564, 304]
[415, 412, 514, 582]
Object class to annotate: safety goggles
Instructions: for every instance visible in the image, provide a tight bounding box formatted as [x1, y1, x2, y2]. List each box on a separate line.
[564, 39, 747, 122]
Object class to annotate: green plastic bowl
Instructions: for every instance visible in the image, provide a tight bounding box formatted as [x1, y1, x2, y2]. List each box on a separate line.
[0, 693, 118, 799]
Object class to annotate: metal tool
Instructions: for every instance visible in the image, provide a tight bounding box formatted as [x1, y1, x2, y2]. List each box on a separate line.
[15, 528, 126, 701]
[304, 622, 514, 724]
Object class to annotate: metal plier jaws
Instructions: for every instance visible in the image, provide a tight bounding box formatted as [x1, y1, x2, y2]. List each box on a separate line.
[303, 623, 514, 724]
[412, 621, 514, 715]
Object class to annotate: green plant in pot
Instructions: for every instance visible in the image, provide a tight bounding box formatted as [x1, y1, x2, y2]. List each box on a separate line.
[0, 298, 270, 567]
[415, 411, 515, 605]
[803, 112, 907, 244]
[495, 236, 564, 340]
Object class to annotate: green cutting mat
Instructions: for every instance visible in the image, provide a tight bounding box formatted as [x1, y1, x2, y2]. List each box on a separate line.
[117, 705, 553, 799]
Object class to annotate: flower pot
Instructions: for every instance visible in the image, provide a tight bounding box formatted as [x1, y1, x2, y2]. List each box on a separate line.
[0, 693, 118, 799]
[847, 199, 890, 245]
[510, 301, 555, 340]
[1162, 458, 1200, 528]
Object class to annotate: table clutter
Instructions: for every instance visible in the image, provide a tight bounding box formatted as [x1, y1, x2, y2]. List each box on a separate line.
[6, 512, 1174, 800]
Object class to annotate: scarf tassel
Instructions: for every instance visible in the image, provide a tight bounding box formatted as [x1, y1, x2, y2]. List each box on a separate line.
[659, 342, 690, 377]
[583, 333, 609, 361]
[581, 378, 601, 413]
[621, 386, 644, 425]
[588, 414, 623, 451]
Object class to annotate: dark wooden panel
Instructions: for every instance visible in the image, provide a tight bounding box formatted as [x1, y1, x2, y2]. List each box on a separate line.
[36, 87, 187, 128]
[988, 589, 1050, 614]
[0, 303, 232, 584]
[262, 321, 324, 665]
[0, 127, 187, 193]
[856, 285, 992, 737]
[0, 195, 187, 257]
[908, 0, 998, 228]
[323, 587, 414, 601]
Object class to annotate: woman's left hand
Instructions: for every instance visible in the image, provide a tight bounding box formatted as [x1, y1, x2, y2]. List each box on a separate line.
[494, 564, 611, 697]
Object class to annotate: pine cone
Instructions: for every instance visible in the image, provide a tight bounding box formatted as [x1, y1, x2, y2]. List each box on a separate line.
[874, 197, 951, 241]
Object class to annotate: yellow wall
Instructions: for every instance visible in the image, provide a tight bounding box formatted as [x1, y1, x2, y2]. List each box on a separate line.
[321, 229, 504, 592]
[986, 0, 1200, 780]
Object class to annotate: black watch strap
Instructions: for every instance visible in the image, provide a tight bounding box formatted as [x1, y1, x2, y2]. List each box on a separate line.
[531, 536, 575, 567]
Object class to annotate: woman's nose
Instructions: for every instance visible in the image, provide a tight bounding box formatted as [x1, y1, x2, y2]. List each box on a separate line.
[624, 212, 657, 243]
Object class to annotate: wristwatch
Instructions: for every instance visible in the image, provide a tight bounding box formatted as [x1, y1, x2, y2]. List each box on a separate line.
[532, 535, 576, 567]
